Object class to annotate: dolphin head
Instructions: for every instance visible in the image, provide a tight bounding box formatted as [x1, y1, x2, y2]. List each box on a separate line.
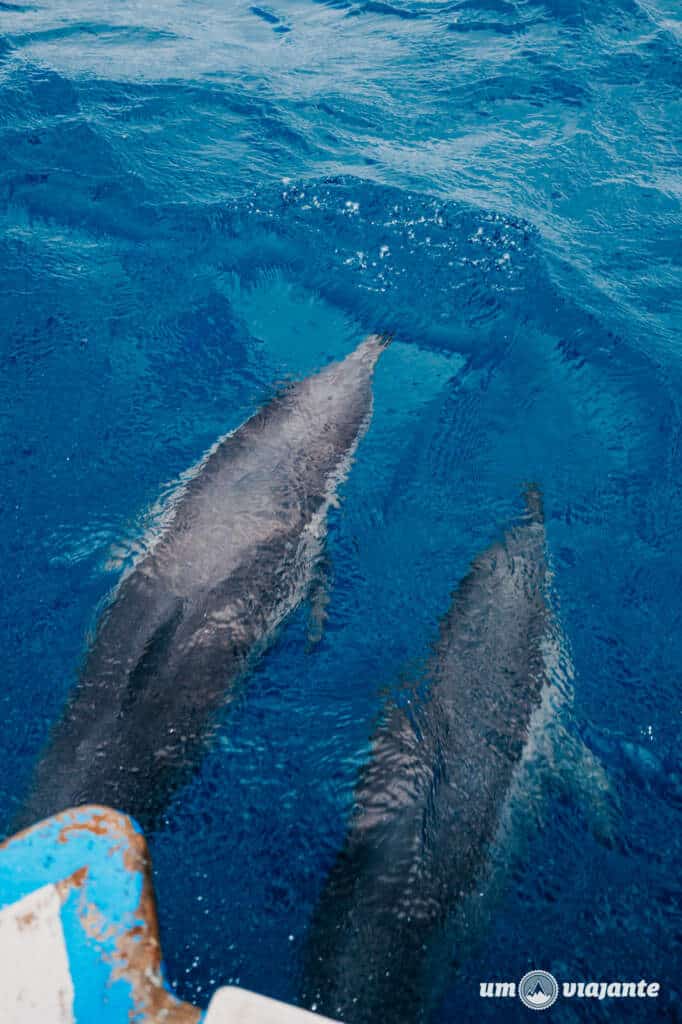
[284, 334, 391, 461]
[348, 332, 393, 369]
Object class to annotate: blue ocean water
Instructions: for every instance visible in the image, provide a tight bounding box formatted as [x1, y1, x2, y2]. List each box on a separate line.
[0, 0, 680, 1020]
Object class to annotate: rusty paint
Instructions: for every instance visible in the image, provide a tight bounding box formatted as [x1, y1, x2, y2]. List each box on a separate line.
[55, 806, 122, 843]
[2, 806, 200, 1024]
[2, 808, 342, 1024]
[114, 821, 201, 1024]
[55, 865, 89, 896]
[76, 889, 119, 948]
[65, 807, 200, 1024]
[15, 909, 36, 930]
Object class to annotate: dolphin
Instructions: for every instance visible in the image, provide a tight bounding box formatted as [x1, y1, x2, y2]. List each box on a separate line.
[16, 335, 388, 832]
[301, 488, 558, 1023]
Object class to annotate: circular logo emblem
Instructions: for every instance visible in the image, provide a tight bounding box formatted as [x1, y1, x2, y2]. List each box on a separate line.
[518, 971, 559, 1011]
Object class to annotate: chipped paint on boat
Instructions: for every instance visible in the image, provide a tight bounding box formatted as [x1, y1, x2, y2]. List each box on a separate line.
[0, 805, 340, 1023]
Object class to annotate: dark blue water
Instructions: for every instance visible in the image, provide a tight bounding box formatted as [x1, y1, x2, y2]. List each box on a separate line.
[1, 1, 680, 1020]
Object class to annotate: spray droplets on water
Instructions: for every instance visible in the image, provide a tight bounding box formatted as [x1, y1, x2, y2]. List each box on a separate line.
[210, 176, 546, 349]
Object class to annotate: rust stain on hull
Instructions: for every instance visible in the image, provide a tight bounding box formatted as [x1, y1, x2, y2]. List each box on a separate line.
[3, 805, 200, 1024]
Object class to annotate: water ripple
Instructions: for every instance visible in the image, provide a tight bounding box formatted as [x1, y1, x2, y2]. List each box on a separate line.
[0, 0, 680, 1019]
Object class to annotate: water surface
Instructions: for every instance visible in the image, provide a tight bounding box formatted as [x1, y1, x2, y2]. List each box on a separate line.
[0, 0, 680, 1019]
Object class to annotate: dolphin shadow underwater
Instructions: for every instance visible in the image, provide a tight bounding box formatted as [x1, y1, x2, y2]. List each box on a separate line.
[301, 488, 616, 1024]
[15, 335, 389, 833]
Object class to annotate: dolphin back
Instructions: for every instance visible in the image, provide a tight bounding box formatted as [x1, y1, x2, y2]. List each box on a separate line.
[16, 336, 387, 832]
[302, 489, 550, 1023]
